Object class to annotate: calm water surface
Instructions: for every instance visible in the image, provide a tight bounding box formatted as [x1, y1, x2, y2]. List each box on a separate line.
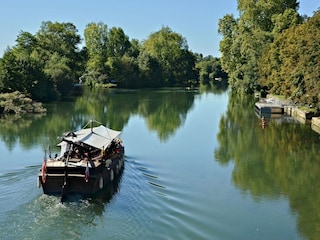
[0, 87, 319, 240]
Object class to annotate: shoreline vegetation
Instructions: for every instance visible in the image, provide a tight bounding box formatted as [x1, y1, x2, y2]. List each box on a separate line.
[219, 2, 320, 113]
[0, 2, 319, 118]
[0, 91, 46, 114]
[0, 23, 227, 105]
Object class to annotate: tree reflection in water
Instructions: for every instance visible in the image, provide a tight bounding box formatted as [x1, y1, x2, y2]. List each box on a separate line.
[215, 94, 320, 240]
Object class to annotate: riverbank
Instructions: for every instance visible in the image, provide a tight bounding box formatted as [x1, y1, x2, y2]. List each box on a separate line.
[264, 94, 320, 134]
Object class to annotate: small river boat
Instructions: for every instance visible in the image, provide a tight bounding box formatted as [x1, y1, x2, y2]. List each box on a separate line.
[38, 119, 125, 202]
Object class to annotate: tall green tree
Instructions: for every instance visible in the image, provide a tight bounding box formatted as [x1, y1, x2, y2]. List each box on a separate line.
[0, 32, 52, 101]
[218, 0, 300, 93]
[84, 22, 108, 83]
[218, 14, 240, 89]
[142, 26, 196, 86]
[259, 10, 320, 109]
[237, 0, 299, 32]
[107, 27, 131, 58]
[271, 8, 302, 36]
[36, 21, 82, 98]
[37, 21, 81, 63]
[0, 21, 83, 102]
[127, 39, 141, 59]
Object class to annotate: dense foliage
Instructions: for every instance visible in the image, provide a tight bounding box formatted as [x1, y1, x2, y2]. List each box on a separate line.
[218, 0, 301, 94]
[0, 22, 85, 102]
[0, 91, 46, 114]
[84, 25, 199, 88]
[195, 55, 228, 85]
[0, 22, 225, 103]
[219, 0, 320, 109]
[259, 11, 320, 109]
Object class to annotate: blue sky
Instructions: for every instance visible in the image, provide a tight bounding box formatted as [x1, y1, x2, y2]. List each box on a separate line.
[0, 0, 318, 57]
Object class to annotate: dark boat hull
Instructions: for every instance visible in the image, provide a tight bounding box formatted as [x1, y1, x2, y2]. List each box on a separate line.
[38, 155, 124, 198]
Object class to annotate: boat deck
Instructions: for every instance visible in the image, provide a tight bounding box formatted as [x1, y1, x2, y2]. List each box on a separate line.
[46, 152, 120, 168]
[46, 158, 98, 168]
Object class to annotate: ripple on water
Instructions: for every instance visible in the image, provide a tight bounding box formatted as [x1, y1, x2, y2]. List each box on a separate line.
[121, 156, 233, 240]
[0, 155, 231, 240]
[0, 192, 117, 240]
[0, 166, 41, 215]
[102, 156, 156, 238]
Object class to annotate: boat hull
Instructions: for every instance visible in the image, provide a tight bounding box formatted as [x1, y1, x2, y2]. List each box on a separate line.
[39, 154, 124, 198]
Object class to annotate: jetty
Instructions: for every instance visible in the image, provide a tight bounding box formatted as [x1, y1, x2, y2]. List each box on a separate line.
[255, 100, 284, 115]
[256, 95, 320, 135]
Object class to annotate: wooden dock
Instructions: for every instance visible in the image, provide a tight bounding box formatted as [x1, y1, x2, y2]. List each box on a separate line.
[255, 102, 284, 115]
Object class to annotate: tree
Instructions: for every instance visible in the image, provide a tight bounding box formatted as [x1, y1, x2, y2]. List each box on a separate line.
[15, 31, 37, 59]
[237, 0, 299, 32]
[127, 39, 141, 58]
[0, 32, 52, 101]
[43, 53, 73, 98]
[84, 22, 108, 83]
[37, 21, 81, 62]
[218, 0, 300, 93]
[137, 51, 162, 87]
[36, 21, 83, 99]
[107, 27, 131, 58]
[142, 26, 196, 86]
[84, 23, 134, 85]
[218, 14, 241, 90]
[0, 21, 84, 102]
[196, 56, 228, 84]
[271, 8, 302, 36]
[106, 56, 139, 88]
[259, 10, 320, 109]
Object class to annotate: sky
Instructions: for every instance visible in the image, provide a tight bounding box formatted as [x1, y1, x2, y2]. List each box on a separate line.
[0, 0, 318, 58]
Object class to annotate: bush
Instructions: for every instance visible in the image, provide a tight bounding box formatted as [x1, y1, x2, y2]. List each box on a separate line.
[0, 91, 47, 114]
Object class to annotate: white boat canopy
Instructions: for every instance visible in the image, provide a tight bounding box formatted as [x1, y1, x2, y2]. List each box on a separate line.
[63, 125, 121, 150]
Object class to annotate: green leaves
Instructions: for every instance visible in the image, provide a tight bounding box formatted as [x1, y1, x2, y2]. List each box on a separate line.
[259, 11, 320, 109]
[218, 0, 301, 94]
[107, 27, 130, 58]
[84, 22, 108, 73]
[0, 20, 212, 100]
[196, 56, 227, 84]
[142, 26, 195, 85]
[0, 21, 82, 102]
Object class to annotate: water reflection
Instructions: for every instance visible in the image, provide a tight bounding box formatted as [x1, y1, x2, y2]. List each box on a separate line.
[74, 88, 197, 141]
[215, 94, 320, 240]
[0, 84, 227, 151]
[0, 87, 197, 151]
[0, 114, 46, 151]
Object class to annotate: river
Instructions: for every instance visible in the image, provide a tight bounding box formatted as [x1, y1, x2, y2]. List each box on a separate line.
[0, 86, 319, 240]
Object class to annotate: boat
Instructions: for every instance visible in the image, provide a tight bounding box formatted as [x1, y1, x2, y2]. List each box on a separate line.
[38, 119, 125, 202]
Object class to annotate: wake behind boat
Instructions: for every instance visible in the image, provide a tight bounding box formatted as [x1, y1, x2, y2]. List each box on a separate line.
[38, 119, 124, 202]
